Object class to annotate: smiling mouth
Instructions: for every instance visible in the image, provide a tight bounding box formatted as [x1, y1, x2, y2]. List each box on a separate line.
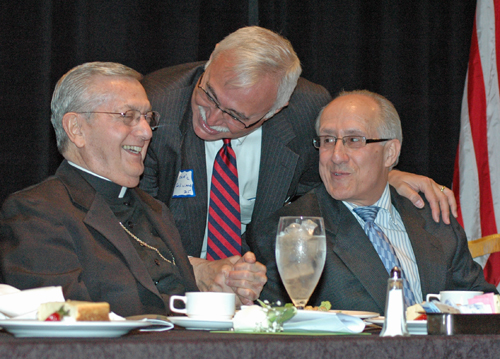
[122, 145, 142, 154]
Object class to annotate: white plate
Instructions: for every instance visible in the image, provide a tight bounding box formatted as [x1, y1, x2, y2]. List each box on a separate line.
[0, 320, 153, 338]
[366, 316, 428, 335]
[167, 316, 233, 330]
[289, 309, 379, 323]
[328, 310, 379, 319]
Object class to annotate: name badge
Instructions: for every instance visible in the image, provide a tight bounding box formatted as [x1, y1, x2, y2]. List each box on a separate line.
[172, 170, 196, 198]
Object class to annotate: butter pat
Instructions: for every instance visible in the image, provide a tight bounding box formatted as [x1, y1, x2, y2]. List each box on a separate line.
[406, 303, 424, 320]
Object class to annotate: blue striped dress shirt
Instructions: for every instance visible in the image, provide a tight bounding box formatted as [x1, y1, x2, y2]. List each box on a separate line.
[343, 184, 423, 303]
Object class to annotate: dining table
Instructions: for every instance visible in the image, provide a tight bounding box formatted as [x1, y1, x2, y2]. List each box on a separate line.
[1, 325, 500, 359]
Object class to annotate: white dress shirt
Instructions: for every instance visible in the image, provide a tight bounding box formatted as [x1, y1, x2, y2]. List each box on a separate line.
[200, 127, 262, 259]
[343, 184, 423, 303]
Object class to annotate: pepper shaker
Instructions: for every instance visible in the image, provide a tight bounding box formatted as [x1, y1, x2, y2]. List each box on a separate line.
[380, 266, 410, 337]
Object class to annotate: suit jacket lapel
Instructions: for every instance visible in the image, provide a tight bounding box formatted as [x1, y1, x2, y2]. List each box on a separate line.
[253, 114, 299, 224]
[57, 161, 163, 299]
[390, 187, 446, 296]
[317, 186, 389, 312]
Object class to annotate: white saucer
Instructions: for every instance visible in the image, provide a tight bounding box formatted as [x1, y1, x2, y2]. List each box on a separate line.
[167, 316, 233, 330]
[366, 316, 428, 335]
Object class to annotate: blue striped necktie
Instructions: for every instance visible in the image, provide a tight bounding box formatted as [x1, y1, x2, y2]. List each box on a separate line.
[353, 206, 416, 307]
[206, 139, 242, 260]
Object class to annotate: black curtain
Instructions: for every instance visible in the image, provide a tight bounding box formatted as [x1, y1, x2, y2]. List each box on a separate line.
[0, 0, 475, 203]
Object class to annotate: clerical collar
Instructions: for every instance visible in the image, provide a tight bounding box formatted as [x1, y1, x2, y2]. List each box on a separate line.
[68, 161, 128, 199]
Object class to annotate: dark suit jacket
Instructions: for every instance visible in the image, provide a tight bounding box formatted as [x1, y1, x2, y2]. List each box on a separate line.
[0, 161, 198, 317]
[140, 62, 332, 256]
[247, 185, 497, 314]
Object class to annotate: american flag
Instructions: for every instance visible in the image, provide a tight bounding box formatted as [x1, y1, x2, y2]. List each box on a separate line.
[453, 0, 500, 290]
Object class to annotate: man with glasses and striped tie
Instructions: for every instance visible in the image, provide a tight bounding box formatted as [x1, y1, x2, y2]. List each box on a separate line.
[141, 27, 459, 305]
[247, 90, 497, 314]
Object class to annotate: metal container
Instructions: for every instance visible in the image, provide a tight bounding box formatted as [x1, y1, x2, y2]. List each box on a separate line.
[427, 313, 500, 335]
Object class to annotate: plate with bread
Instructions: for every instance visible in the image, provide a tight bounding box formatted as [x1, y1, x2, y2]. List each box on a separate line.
[0, 300, 164, 338]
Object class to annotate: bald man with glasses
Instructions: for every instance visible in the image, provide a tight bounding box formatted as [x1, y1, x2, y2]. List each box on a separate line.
[246, 90, 497, 314]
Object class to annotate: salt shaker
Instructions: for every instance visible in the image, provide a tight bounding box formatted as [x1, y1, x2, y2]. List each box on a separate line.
[380, 266, 410, 337]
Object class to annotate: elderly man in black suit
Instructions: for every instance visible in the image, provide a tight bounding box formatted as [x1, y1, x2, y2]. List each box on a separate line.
[247, 90, 496, 314]
[140, 26, 458, 291]
[0, 62, 266, 317]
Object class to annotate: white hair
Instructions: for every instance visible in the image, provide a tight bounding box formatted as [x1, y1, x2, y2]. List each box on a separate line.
[51, 62, 142, 154]
[205, 26, 302, 118]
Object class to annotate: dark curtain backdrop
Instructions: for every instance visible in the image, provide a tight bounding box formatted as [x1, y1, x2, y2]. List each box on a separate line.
[0, 0, 476, 204]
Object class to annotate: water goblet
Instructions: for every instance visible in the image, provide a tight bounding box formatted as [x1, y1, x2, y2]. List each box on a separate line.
[275, 216, 327, 309]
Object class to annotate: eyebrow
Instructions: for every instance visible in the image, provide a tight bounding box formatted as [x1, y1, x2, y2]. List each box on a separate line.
[205, 82, 250, 120]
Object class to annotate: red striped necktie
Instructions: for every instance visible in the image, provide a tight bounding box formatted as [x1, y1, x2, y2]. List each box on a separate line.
[207, 139, 242, 260]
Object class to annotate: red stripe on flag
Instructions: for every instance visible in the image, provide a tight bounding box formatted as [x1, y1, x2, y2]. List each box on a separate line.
[467, 18, 498, 236]
[454, 1, 500, 288]
[484, 0, 500, 286]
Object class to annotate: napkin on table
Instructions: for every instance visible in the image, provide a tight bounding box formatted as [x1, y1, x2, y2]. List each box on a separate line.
[0, 285, 65, 319]
[283, 313, 366, 333]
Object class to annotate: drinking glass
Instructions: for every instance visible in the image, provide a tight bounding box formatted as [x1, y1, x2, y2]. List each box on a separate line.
[275, 216, 327, 309]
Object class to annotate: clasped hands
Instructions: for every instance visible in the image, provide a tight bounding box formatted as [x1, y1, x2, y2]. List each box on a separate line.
[190, 252, 267, 307]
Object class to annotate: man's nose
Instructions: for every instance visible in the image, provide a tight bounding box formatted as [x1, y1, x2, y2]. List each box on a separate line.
[135, 115, 153, 140]
[205, 107, 227, 126]
[331, 139, 349, 163]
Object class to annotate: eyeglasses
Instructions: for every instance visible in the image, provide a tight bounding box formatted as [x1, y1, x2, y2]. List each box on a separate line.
[312, 135, 392, 150]
[76, 110, 161, 130]
[197, 72, 265, 129]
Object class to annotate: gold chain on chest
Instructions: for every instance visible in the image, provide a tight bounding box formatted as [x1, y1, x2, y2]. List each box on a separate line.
[119, 222, 176, 266]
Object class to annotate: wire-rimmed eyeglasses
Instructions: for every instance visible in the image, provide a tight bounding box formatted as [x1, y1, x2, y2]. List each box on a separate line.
[197, 72, 265, 129]
[76, 110, 161, 130]
[313, 135, 392, 150]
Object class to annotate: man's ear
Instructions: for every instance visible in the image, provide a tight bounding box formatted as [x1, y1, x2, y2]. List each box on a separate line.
[62, 112, 85, 148]
[384, 139, 402, 168]
[262, 102, 289, 123]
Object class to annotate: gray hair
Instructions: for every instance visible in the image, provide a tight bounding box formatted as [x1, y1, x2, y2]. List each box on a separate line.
[315, 89, 403, 166]
[51, 62, 142, 154]
[205, 26, 302, 118]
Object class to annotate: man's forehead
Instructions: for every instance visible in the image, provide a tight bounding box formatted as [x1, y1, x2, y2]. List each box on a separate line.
[320, 95, 378, 130]
[88, 76, 149, 106]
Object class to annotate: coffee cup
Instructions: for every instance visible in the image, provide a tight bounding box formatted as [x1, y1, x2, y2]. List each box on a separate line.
[426, 290, 484, 306]
[169, 292, 236, 319]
